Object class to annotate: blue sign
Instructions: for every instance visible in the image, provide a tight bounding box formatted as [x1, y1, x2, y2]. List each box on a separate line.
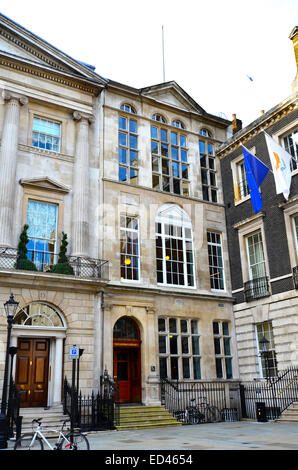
[69, 345, 80, 359]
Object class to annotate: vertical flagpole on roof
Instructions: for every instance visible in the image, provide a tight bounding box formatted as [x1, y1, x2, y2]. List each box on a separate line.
[162, 25, 165, 82]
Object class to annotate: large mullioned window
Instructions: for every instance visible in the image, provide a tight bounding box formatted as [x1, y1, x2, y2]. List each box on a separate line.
[151, 122, 189, 196]
[283, 127, 297, 171]
[158, 317, 201, 380]
[120, 215, 140, 281]
[199, 130, 217, 202]
[118, 106, 138, 185]
[207, 231, 225, 290]
[155, 205, 195, 287]
[213, 321, 233, 379]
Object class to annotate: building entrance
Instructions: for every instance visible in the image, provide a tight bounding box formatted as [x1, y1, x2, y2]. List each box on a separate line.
[15, 338, 50, 407]
[113, 317, 141, 403]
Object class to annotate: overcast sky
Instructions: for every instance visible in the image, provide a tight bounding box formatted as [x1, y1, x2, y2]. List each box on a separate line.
[1, 0, 297, 126]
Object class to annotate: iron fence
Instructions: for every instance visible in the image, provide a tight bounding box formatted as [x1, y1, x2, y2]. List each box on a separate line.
[161, 379, 236, 423]
[63, 371, 120, 432]
[7, 382, 22, 439]
[0, 247, 109, 280]
[240, 366, 298, 420]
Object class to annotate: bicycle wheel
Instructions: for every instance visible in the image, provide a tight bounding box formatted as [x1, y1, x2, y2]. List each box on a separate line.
[62, 432, 90, 450]
[206, 406, 221, 423]
[14, 433, 44, 450]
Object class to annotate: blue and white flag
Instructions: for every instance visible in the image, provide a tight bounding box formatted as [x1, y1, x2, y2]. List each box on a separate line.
[242, 146, 270, 214]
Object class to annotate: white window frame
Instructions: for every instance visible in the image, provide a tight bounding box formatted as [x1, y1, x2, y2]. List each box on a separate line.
[255, 321, 278, 379]
[230, 148, 256, 206]
[32, 116, 61, 153]
[120, 215, 140, 282]
[158, 317, 201, 380]
[246, 230, 267, 281]
[272, 119, 298, 177]
[118, 114, 138, 185]
[155, 205, 196, 289]
[213, 321, 233, 379]
[207, 231, 225, 291]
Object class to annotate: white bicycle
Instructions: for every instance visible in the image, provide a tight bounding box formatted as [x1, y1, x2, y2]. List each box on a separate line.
[13, 418, 90, 450]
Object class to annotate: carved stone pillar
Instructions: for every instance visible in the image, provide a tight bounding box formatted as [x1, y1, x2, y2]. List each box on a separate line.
[71, 111, 94, 256]
[0, 91, 28, 247]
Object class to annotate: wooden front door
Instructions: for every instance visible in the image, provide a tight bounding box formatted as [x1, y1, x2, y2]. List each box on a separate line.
[15, 338, 50, 407]
[113, 347, 141, 404]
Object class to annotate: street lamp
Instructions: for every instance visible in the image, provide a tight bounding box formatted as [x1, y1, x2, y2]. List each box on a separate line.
[0, 293, 19, 449]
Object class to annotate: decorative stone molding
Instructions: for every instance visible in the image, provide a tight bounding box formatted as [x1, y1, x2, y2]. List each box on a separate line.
[2, 89, 28, 106]
[72, 110, 95, 124]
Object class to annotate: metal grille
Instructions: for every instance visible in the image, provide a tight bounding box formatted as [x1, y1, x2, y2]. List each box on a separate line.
[244, 276, 270, 302]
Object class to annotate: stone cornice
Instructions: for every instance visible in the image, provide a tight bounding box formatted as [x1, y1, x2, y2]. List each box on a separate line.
[0, 17, 107, 85]
[217, 93, 298, 158]
[0, 53, 101, 95]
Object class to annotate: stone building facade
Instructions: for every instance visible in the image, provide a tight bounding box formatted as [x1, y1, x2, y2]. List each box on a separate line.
[217, 27, 298, 381]
[0, 13, 237, 408]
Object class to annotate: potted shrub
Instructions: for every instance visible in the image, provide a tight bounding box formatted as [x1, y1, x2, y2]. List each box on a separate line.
[15, 224, 37, 271]
[50, 232, 74, 275]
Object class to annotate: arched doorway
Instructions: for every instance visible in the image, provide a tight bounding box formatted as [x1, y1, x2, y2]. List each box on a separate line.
[113, 316, 141, 404]
[12, 302, 66, 408]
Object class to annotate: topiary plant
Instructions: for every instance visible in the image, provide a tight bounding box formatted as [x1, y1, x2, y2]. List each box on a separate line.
[50, 232, 74, 275]
[15, 224, 37, 271]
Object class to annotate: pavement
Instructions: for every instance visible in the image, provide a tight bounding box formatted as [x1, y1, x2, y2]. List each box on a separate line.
[4, 420, 298, 451]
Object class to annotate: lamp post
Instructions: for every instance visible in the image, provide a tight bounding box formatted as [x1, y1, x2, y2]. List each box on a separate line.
[259, 336, 270, 381]
[0, 293, 19, 449]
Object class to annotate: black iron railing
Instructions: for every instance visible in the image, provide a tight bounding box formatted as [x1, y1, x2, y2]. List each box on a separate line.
[240, 366, 298, 420]
[0, 247, 109, 280]
[293, 266, 298, 289]
[63, 371, 120, 432]
[7, 382, 22, 439]
[161, 379, 235, 423]
[244, 276, 270, 302]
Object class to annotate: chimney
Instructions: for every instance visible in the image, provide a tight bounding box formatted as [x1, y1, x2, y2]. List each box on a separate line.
[289, 26, 298, 93]
[232, 113, 242, 135]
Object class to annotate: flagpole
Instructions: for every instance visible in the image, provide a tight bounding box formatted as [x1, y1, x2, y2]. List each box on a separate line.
[240, 142, 274, 174]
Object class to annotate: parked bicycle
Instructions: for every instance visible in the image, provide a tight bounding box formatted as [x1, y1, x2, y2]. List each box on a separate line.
[184, 397, 221, 424]
[14, 418, 90, 450]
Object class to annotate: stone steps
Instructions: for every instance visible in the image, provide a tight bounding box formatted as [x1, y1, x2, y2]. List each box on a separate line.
[116, 405, 181, 431]
[17, 404, 69, 436]
[276, 402, 298, 423]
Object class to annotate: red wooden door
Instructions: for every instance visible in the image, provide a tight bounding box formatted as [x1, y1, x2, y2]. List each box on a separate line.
[113, 347, 141, 403]
[15, 338, 49, 407]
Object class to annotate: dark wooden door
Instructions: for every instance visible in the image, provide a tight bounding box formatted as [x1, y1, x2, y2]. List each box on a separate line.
[113, 347, 141, 403]
[15, 338, 49, 407]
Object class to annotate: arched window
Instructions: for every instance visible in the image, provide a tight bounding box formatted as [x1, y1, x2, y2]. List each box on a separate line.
[113, 316, 140, 340]
[172, 120, 185, 129]
[155, 204, 195, 287]
[13, 302, 65, 328]
[152, 114, 166, 123]
[120, 103, 136, 114]
[200, 128, 212, 137]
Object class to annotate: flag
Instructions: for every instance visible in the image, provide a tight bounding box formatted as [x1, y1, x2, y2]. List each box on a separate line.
[264, 133, 292, 200]
[242, 146, 269, 214]
[246, 75, 254, 82]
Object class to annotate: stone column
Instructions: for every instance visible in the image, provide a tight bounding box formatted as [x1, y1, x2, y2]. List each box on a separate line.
[53, 337, 64, 404]
[0, 91, 28, 247]
[71, 111, 94, 257]
[93, 292, 104, 389]
[145, 307, 161, 405]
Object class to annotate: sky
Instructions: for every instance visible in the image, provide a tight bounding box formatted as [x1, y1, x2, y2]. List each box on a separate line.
[0, 0, 297, 126]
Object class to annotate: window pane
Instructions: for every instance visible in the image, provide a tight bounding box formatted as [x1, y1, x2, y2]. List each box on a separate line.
[159, 335, 167, 354]
[181, 336, 189, 354]
[214, 337, 221, 355]
[119, 117, 126, 130]
[183, 358, 190, 379]
[225, 358, 233, 379]
[180, 320, 188, 333]
[170, 357, 179, 380]
[180, 135, 187, 147]
[191, 320, 198, 334]
[160, 128, 168, 142]
[119, 166, 127, 182]
[159, 358, 167, 379]
[169, 318, 177, 333]
[224, 338, 231, 356]
[119, 132, 127, 146]
[193, 357, 201, 379]
[151, 126, 158, 139]
[158, 318, 166, 332]
[129, 119, 137, 133]
[216, 358, 223, 378]
[171, 132, 178, 145]
[192, 336, 200, 355]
